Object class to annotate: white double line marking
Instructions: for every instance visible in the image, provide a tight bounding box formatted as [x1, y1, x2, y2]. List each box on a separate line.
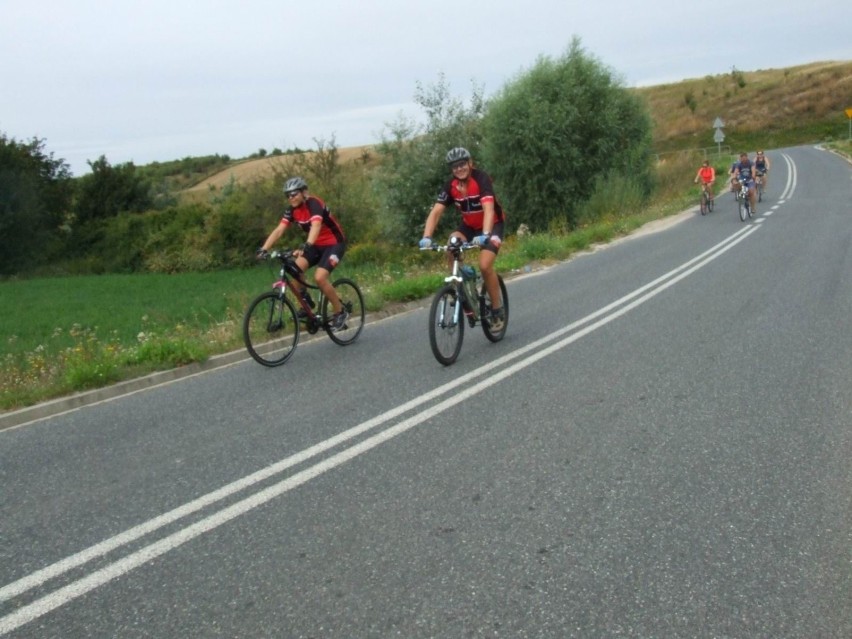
[0, 223, 762, 635]
[778, 152, 797, 202]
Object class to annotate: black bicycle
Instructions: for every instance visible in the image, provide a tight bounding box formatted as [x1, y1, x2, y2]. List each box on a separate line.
[421, 237, 509, 365]
[243, 250, 364, 366]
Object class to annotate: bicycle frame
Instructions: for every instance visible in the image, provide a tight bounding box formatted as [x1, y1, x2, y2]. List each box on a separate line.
[424, 240, 482, 324]
[269, 250, 326, 333]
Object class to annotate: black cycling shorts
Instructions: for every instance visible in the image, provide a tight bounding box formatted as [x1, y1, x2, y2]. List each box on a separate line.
[303, 242, 346, 272]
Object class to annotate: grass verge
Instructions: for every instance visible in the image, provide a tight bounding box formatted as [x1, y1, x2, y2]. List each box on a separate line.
[1, 183, 695, 411]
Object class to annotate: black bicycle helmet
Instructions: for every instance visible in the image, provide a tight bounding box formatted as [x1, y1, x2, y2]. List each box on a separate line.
[283, 176, 308, 193]
[445, 147, 471, 165]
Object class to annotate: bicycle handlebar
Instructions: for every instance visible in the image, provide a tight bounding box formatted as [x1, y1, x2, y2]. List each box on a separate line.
[419, 242, 479, 252]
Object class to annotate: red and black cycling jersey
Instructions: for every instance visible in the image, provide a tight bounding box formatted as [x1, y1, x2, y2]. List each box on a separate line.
[436, 168, 505, 230]
[280, 195, 345, 246]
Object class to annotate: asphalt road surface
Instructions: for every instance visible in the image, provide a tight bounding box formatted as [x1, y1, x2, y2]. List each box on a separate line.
[1, 145, 850, 637]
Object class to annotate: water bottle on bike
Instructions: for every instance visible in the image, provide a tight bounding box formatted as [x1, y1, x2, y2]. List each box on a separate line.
[460, 264, 481, 319]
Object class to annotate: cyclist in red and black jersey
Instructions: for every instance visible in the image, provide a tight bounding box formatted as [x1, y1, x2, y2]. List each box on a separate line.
[257, 176, 349, 330]
[419, 147, 506, 329]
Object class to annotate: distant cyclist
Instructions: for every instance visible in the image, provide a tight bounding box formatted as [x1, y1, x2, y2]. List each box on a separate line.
[754, 150, 770, 191]
[733, 152, 757, 214]
[694, 159, 716, 203]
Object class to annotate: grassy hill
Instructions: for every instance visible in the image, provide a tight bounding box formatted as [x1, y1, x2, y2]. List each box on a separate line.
[636, 60, 852, 154]
[177, 60, 850, 192]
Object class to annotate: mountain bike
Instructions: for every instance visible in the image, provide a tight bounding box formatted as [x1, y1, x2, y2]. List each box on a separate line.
[736, 178, 754, 222]
[243, 250, 364, 366]
[699, 182, 715, 215]
[421, 237, 509, 365]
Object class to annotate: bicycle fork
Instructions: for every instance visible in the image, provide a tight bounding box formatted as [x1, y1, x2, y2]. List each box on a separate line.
[437, 289, 464, 329]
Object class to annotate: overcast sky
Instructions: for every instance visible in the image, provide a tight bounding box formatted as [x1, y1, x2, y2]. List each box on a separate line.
[2, 0, 850, 176]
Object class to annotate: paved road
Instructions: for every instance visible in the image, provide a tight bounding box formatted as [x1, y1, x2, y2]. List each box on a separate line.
[1, 146, 850, 637]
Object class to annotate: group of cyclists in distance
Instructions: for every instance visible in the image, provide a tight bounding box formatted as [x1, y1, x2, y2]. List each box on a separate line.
[694, 150, 770, 215]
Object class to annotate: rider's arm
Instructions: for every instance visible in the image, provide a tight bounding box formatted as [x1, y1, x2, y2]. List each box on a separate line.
[481, 199, 496, 235]
[304, 219, 321, 246]
[422, 202, 446, 239]
[260, 220, 287, 252]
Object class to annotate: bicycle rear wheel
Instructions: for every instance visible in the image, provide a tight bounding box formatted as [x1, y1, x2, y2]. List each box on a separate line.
[429, 284, 464, 365]
[481, 275, 509, 343]
[322, 278, 365, 346]
[243, 291, 300, 366]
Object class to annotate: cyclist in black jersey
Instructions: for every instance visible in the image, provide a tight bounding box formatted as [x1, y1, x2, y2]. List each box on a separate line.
[257, 176, 349, 330]
[419, 147, 506, 329]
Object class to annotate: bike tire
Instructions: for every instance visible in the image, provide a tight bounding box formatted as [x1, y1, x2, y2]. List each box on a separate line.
[738, 198, 748, 222]
[481, 275, 509, 343]
[243, 291, 300, 366]
[428, 284, 464, 365]
[709, 196, 715, 212]
[700, 193, 708, 216]
[322, 278, 365, 346]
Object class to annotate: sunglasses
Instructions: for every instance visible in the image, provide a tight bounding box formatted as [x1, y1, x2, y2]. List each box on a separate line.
[286, 190, 301, 198]
[450, 160, 469, 171]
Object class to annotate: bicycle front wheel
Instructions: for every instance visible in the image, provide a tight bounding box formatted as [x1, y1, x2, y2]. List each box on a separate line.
[429, 284, 464, 365]
[738, 198, 748, 222]
[700, 193, 708, 216]
[243, 291, 300, 366]
[481, 275, 509, 343]
[322, 278, 365, 346]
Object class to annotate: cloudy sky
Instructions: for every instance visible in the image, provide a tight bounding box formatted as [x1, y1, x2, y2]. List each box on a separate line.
[2, 0, 850, 175]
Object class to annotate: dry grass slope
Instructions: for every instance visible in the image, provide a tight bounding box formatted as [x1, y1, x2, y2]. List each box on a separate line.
[186, 60, 851, 192]
[186, 146, 376, 193]
[636, 60, 852, 150]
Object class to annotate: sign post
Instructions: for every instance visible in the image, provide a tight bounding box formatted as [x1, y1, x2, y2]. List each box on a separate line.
[713, 117, 725, 155]
[846, 108, 852, 140]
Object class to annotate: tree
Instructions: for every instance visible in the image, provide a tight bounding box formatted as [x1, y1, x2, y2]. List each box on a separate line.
[0, 133, 72, 274]
[481, 37, 654, 231]
[72, 156, 153, 224]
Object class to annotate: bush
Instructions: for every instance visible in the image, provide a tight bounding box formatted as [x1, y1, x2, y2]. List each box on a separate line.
[481, 37, 654, 232]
